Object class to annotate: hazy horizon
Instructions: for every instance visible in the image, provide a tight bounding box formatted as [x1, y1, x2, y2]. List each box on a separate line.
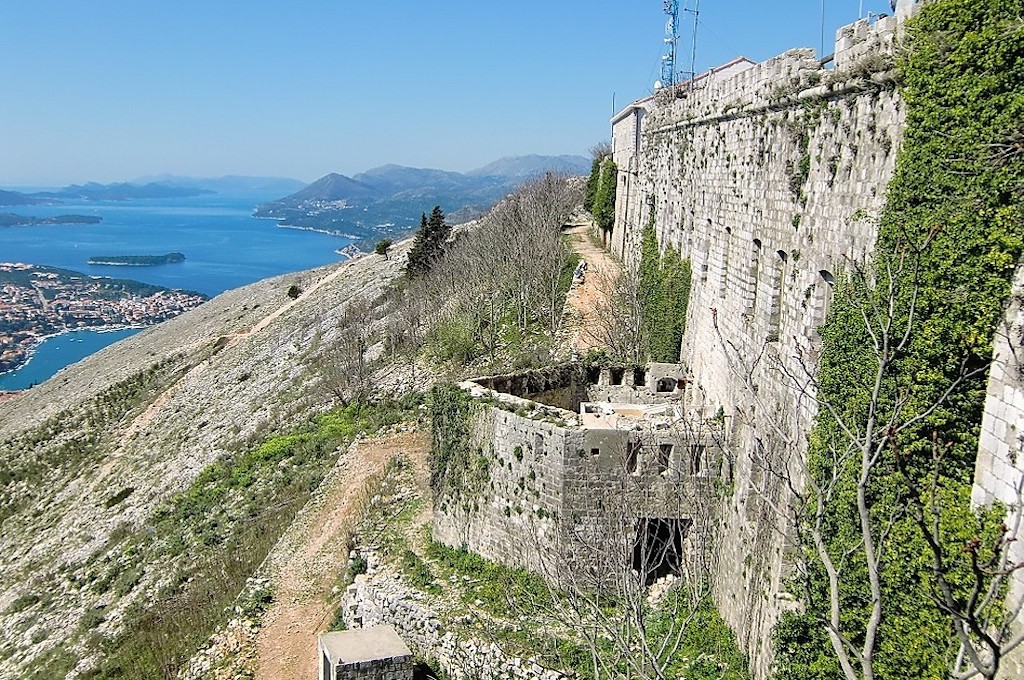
[0, 153, 596, 191]
[2, 1, 897, 186]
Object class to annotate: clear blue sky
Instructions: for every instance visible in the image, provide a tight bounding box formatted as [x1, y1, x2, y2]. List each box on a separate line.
[0, 1, 895, 186]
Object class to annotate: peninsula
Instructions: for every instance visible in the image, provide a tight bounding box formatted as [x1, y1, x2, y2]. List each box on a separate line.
[0, 262, 207, 376]
[88, 252, 185, 266]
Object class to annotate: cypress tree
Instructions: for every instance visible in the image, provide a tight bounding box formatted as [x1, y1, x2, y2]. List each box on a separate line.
[584, 157, 602, 213]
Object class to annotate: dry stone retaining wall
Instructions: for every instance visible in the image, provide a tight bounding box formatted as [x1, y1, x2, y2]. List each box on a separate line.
[343, 558, 564, 680]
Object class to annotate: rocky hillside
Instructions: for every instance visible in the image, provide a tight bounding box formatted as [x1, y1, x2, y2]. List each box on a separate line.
[0, 239, 413, 677]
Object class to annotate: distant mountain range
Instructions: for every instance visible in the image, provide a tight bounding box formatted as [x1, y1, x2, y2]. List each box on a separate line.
[467, 154, 593, 178]
[131, 174, 308, 194]
[0, 182, 213, 205]
[0, 156, 589, 247]
[0, 189, 55, 206]
[0, 175, 309, 206]
[252, 154, 590, 239]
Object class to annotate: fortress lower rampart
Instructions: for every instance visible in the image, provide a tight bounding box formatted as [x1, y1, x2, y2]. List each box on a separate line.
[433, 362, 722, 589]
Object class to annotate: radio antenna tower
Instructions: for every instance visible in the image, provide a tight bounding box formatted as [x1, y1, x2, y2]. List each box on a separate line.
[660, 0, 680, 88]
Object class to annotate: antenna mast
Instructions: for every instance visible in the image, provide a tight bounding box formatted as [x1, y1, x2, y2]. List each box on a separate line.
[660, 0, 680, 88]
[684, 0, 699, 88]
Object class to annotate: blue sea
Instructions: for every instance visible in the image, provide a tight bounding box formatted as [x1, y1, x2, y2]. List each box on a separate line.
[0, 190, 354, 390]
[0, 328, 141, 391]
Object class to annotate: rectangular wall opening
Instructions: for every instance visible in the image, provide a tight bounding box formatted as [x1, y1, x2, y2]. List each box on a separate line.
[656, 377, 676, 393]
[657, 444, 673, 473]
[632, 518, 688, 586]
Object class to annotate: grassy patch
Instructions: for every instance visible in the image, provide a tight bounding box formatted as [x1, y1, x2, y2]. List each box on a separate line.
[80, 395, 421, 679]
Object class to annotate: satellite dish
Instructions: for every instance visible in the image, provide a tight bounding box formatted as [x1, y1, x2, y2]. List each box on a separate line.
[654, 80, 664, 90]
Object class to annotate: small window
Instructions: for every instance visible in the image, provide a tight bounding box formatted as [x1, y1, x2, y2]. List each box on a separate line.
[591, 447, 600, 457]
[657, 444, 673, 473]
[633, 368, 647, 386]
[656, 377, 676, 393]
[611, 368, 625, 385]
[626, 440, 641, 474]
[323, 652, 332, 680]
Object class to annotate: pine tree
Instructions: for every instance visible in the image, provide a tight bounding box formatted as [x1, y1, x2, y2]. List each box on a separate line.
[405, 206, 449, 278]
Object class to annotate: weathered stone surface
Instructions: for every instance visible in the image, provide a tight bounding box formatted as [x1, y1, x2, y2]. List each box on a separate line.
[319, 626, 413, 680]
[435, 364, 720, 590]
[609, 10, 919, 679]
[344, 553, 564, 680]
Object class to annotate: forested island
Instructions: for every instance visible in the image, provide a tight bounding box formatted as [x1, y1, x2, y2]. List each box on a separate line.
[88, 252, 186, 266]
[0, 213, 102, 227]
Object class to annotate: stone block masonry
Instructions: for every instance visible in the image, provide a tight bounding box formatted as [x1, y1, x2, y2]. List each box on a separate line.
[433, 362, 721, 589]
[344, 552, 565, 680]
[318, 626, 413, 680]
[971, 264, 1024, 679]
[609, 7, 919, 678]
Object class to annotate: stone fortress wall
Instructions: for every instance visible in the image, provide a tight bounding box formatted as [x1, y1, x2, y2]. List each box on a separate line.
[425, 3, 1024, 678]
[607, 3, 972, 677]
[433, 362, 721, 587]
[609, 1, 1024, 677]
[971, 267, 1024, 679]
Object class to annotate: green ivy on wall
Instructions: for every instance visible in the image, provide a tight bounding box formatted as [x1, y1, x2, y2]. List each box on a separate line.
[429, 383, 491, 512]
[775, 1, 1024, 678]
[638, 214, 692, 363]
[590, 157, 618, 232]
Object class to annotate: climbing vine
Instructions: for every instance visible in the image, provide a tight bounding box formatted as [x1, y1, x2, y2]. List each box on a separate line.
[591, 157, 618, 232]
[775, 1, 1024, 678]
[638, 214, 692, 363]
[429, 383, 490, 511]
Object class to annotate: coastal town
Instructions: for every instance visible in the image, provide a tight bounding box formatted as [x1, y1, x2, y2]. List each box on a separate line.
[0, 262, 207, 379]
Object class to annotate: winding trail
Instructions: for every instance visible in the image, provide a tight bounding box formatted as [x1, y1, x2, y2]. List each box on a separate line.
[254, 429, 429, 680]
[218, 224, 621, 677]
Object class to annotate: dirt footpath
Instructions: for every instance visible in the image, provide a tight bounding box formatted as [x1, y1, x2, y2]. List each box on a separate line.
[559, 223, 623, 354]
[254, 429, 429, 680]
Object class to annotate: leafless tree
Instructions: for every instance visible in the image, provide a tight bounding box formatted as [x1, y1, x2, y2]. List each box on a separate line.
[583, 266, 645, 364]
[590, 141, 612, 162]
[318, 298, 380, 404]
[896, 434, 1024, 680]
[400, 174, 583, 365]
[711, 241, 1024, 680]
